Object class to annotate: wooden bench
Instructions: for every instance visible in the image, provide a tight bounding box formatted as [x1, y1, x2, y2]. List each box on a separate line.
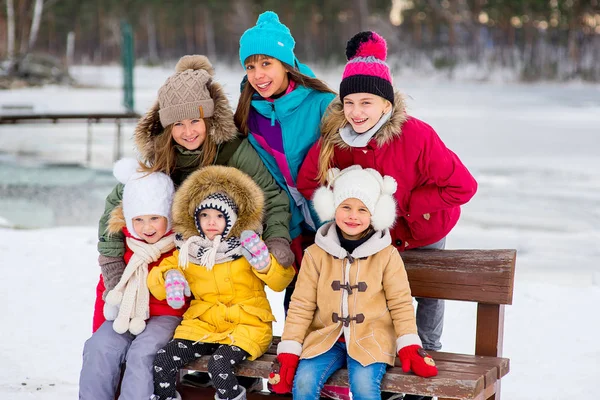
[178, 249, 516, 400]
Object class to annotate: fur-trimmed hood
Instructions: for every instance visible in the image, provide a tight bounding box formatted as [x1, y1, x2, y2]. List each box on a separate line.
[172, 165, 264, 240]
[321, 91, 407, 149]
[106, 204, 126, 235]
[134, 56, 237, 165]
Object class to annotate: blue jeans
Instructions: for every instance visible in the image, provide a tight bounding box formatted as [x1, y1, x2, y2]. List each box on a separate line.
[413, 237, 446, 351]
[293, 342, 387, 400]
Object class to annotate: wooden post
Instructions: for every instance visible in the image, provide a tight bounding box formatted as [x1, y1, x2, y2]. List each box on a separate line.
[476, 303, 505, 400]
[86, 119, 93, 164]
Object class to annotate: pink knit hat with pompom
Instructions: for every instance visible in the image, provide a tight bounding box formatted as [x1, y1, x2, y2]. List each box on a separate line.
[339, 31, 394, 104]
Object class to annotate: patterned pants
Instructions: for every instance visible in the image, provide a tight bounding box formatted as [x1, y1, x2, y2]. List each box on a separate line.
[153, 339, 249, 400]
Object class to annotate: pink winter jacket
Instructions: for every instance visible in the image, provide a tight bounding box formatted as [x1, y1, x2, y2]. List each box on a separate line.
[297, 93, 477, 251]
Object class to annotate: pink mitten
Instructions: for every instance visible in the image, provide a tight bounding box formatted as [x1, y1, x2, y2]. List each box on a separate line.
[240, 230, 271, 270]
[165, 269, 191, 309]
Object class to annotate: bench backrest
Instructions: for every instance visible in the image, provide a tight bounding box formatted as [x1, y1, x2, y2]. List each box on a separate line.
[402, 249, 516, 305]
[402, 248, 516, 376]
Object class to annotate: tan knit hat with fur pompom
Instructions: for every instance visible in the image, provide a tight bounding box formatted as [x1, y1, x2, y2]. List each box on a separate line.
[157, 55, 215, 128]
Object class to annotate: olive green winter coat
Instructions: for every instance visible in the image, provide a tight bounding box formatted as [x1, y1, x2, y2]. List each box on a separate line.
[97, 74, 291, 257]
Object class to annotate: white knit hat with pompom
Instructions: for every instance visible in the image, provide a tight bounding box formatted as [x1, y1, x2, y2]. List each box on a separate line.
[312, 165, 398, 231]
[113, 158, 175, 238]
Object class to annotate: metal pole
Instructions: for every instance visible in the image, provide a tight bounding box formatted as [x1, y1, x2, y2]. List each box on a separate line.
[114, 119, 122, 162]
[121, 21, 135, 113]
[86, 119, 93, 164]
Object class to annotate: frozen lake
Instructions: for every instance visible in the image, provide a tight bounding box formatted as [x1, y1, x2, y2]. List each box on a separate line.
[0, 65, 599, 400]
[1, 65, 599, 282]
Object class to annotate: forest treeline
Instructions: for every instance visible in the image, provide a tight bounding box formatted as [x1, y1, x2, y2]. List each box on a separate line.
[2, 0, 600, 81]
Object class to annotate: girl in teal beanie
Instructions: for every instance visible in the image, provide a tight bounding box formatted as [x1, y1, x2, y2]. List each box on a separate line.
[234, 11, 336, 292]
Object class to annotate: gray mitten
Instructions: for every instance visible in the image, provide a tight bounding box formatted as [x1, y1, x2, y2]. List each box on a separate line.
[99, 255, 126, 300]
[264, 237, 295, 267]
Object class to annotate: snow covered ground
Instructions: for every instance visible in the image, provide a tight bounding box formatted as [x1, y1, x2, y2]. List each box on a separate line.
[0, 63, 599, 399]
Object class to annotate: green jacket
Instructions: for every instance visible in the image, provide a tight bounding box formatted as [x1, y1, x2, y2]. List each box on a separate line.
[98, 81, 291, 257]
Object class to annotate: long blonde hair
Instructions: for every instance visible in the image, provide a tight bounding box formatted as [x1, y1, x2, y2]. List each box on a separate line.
[315, 103, 347, 184]
[233, 54, 336, 136]
[139, 119, 218, 175]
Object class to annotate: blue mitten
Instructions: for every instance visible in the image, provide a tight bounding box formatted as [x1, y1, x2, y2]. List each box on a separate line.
[165, 269, 191, 309]
[240, 230, 271, 271]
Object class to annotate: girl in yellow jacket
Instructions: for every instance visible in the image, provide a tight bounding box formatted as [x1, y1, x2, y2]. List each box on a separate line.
[271, 166, 438, 400]
[148, 165, 295, 400]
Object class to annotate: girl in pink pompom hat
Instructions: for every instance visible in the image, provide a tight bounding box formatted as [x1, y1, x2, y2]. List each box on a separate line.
[297, 31, 478, 400]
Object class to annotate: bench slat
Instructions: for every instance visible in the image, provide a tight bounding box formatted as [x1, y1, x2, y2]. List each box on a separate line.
[245, 346, 507, 390]
[183, 350, 507, 399]
[431, 351, 510, 378]
[432, 360, 497, 387]
[402, 249, 516, 304]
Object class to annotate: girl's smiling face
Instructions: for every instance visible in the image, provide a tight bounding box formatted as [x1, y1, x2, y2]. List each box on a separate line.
[335, 198, 371, 240]
[132, 215, 169, 244]
[245, 56, 289, 98]
[343, 93, 392, 133]
[171, 119, 207, 150]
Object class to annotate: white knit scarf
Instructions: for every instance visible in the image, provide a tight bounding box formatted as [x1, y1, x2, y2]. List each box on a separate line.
[104, 233, 175, 335]
[176, 234, 242, 271]
[339, 110, 392, 147]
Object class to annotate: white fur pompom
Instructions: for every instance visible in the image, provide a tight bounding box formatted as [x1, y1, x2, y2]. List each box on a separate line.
[312, 186, 336, 222]
[112, 318, 129, 334]
[113, 158, 141, 184]
[371, 195, 397, 231]
[103, 303, 119, 321]
[382, 176, 398, 195]
[129, 317, 146, 335]
[105, 290, 123, 306]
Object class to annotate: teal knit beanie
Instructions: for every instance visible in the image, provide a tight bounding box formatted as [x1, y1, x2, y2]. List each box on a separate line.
[239, 11, 296, 68]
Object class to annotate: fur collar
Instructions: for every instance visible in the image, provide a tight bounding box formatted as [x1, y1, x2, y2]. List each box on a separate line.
[106, 204, 126, 235]
[172, 165, 264, 241]
[322, 91, 408, 150]
[134, 80, 237, 165]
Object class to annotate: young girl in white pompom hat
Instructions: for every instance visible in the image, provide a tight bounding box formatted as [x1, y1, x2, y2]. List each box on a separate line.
[79, 158, 185, 400]
[270, 165, 438, 399]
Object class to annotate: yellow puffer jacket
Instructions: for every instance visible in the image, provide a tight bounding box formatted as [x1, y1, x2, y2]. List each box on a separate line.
[148, 250, 294, 360]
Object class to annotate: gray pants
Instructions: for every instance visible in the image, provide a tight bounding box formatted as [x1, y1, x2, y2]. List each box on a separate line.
[413, 237, 446, 351]
[79, 315, 181, 400]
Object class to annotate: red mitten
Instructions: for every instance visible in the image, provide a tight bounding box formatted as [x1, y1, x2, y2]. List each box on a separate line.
[398, 345, 438, 378]
[269, 353, 299, 394]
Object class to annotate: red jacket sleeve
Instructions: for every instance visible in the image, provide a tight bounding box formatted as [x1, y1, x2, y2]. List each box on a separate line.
[297, 140, 323, 201]
[406, 121, 478, 219]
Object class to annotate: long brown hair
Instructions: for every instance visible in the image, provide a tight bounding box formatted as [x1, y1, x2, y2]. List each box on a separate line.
[233, 54, 336, 135]
[139, 118, 218, 175]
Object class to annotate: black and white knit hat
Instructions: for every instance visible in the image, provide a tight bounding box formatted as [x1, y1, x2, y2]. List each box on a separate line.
[194, 192, 239, 238]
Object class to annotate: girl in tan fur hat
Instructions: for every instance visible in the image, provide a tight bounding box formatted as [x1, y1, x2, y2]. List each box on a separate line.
[148, 165, 295, 400]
